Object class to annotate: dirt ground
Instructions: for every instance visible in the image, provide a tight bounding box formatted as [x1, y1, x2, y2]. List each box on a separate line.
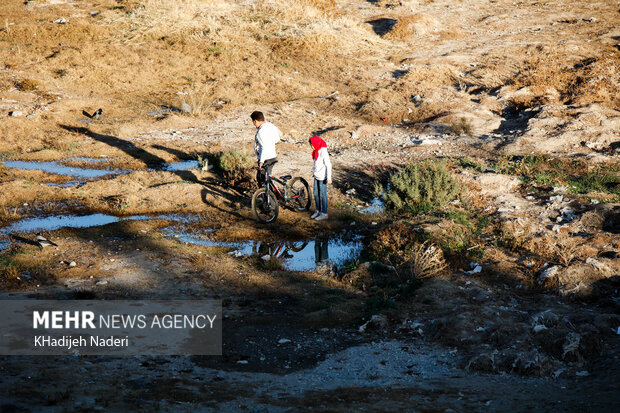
[0, 0, 619, 411]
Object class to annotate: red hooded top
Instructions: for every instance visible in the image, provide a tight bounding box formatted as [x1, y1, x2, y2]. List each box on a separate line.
[309, 136, 327, 161]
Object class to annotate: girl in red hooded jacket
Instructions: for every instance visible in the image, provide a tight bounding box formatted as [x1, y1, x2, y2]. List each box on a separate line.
[309, 136, 332, 220]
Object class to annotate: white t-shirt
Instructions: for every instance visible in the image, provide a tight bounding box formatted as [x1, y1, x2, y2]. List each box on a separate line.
[254, 122, 281, 163]
[312, 147, 332, 181]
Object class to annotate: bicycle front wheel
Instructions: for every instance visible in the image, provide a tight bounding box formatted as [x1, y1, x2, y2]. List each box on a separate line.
[288, 177, 311, 212]
[252, 187, 279, 223]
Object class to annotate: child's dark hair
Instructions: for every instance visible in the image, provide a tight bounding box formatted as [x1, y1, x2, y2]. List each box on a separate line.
[250, 111, 264, 122]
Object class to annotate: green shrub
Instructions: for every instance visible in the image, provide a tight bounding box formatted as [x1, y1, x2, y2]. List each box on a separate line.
[376, 160, 460, 214]
[213, 149, 253, 185]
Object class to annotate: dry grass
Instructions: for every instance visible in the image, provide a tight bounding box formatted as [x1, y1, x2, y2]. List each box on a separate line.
[384, 13, 440, 40]
[405, 241, 447, 279]
[548, 233, 580, 267]
[497, 220, 532, 251]
[102, 0, 229, 43]
[358, 64, 460, 123]
[511, 48, 620, 108]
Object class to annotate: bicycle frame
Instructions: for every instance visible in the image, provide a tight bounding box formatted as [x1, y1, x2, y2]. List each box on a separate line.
[262, 174, 290, 202]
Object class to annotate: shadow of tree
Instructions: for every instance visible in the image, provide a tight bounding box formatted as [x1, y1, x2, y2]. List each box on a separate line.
[335, 163, 399, 203]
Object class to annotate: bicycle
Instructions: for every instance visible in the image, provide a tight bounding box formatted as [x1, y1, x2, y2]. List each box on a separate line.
[251, 162, 311, 223]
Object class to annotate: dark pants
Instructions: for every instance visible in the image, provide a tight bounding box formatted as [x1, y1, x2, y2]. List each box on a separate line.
[314, 178, 328, 213]
[256, 158, 277, 184]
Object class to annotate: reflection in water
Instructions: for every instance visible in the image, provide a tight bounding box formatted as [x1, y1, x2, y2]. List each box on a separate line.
[314, 238, 330, 263]
[164, 229, 362, 272]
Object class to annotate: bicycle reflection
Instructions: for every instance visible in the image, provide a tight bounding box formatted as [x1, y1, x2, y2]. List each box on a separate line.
[249, 238, 335, 272]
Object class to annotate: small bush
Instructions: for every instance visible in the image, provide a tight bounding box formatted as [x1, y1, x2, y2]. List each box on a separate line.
[370, 222, 428, 265]
[458, 157, 484, 172]
[213, 149, 253, 186]
[376, 160, 460, 214]
[16, 78, 39, 91]
[449, 117, 473, 136]
[406, 241, 447, 279]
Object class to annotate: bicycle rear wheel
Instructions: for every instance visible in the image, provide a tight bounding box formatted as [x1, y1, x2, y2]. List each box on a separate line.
[252, 187, 279, 223]
[288, 177, 311, 212]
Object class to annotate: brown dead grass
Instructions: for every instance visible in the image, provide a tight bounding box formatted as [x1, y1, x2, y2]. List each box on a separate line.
[384, 13, 440, 40]
[511, 48, 620, 108]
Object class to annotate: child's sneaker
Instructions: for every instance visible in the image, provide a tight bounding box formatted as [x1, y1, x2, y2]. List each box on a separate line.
[310, 210, 320, 219]
[315, 213, 328, 221]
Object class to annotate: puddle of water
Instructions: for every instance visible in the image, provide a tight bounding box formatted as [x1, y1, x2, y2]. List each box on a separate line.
[1, 160, 121, 179]
[1, 213, 198, 235]
[360, 197, 385, 214]
[164, 229, 362, 272]
[164, 160, 200, 172]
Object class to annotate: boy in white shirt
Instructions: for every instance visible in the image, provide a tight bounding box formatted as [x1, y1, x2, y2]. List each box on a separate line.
[251, 111, 281, 184]
[309, 135, 332, 221]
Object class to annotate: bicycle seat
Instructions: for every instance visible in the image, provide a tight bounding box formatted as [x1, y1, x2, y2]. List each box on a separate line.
[280, 174, 292, 181]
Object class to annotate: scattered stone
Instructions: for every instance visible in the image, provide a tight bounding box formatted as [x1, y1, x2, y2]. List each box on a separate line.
[181, 103, 192, 113]
[345, 188, 356, 196]
[95, 280, 108, 286]
[277, 338, 291, 344]
[466, 263, 482, 274]
[236, 360, 248, 364]
[538, 266, 559, 284]
[575, 370, 589, 377]
[9, 111, 23, 117]
[261, 254, 271, 261]
[53, 17, 68, 24]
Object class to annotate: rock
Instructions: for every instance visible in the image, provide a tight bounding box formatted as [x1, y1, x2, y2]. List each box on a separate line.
[466, 352, 496, 373]
[53, 17, 68, 24]
[345, 188, 356, 196]
[466, 263, 482, 274]
[69, 261, 76, 267]
[236, 360, 248, 364]
[475, 174, 521, 195]
[181, 103, 192, 113]
[562, 332, 581, 361]
[260, 255, 271, 261]
[9, 111, 23, 117]
[358, 314, 388, 333]
[277, 338, 291, 344]
[95, 280, 108, 286]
